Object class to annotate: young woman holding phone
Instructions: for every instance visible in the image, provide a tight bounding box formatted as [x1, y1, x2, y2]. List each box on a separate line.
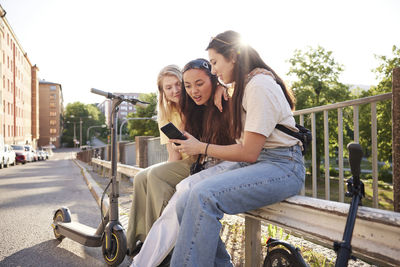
[130, 58, 237, 267]
[169, 31, 306, 266]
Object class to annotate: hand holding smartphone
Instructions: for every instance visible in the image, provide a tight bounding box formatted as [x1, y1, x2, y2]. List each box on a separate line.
[160, 122, 187, 146]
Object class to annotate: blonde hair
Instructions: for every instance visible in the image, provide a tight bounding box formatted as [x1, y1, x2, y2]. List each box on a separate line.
[157, 64, 182, 122]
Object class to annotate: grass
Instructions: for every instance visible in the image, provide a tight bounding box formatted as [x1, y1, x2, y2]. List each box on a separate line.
[303, 171, 394, 210]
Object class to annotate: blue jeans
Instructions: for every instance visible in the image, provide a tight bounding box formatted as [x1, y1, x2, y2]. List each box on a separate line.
[170, 145, 305, 267]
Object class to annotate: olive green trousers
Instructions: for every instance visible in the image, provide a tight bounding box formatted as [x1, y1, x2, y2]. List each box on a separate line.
[126, 157, 193, 251]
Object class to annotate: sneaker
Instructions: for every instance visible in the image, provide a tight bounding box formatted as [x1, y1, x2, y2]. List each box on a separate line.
[127, 241, 143, 257]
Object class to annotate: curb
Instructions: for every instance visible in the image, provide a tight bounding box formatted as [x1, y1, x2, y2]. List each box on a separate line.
[73, 159, 109, 214]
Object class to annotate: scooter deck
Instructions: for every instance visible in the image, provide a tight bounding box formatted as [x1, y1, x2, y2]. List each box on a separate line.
[57, 221, 102, 247]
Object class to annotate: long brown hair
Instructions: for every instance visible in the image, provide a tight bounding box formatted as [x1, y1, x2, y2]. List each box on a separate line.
[206, 30, 295, 139]
[180, 58, 234, 146]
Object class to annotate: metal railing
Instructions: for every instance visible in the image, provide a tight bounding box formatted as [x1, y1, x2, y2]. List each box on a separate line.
[294, 92, 392, 208]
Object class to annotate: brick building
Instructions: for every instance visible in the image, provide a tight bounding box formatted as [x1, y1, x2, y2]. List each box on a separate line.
[0, 5, 39, 147]
[38, 80, 64, 148]
[97, 92, 141, 126]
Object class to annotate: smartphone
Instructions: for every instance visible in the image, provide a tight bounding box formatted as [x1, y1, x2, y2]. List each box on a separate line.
[160, 122, 187, 146]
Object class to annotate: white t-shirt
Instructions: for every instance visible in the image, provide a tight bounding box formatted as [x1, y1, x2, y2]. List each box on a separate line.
[238, 74, 301, 149]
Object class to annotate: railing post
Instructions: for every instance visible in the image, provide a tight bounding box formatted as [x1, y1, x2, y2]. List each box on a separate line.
[244, 216, 261, 267]
[135, 136, 151, 168]
[371, 102, 378, 208]
[393, 67, 400, 212]
[311, 112, 317, 198]
[338, 108, 344, 202]
[324, 110, 330, 200]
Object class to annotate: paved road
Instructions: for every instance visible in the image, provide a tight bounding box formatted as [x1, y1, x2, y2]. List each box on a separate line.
[91, 137, 106, 148]
[0, 148, 131, 267]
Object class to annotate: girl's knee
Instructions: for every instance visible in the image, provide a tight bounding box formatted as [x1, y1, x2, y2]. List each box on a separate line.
[133, 170, 148, 187]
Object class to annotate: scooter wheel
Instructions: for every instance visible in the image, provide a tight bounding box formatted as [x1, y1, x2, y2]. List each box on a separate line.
[53, 210, 66, 241]
[263, 248, 296, 267]
[102, 229, 127, 266]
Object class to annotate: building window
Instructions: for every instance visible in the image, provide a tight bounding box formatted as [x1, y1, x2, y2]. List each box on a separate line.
[50, 111, 57, 117]
[50, 120, 57, 126]
[49, 102, 56, 108]
[50, 85, 57, 91]
[50, 137, 57, 142]
[50, 94, 56, 100]
[50, 128, 57, 134]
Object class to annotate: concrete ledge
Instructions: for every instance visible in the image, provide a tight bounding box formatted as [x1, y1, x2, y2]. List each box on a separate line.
[91, 158, 141, 179]
[245, 195, 400, 267]
[86, 158, 400, 266]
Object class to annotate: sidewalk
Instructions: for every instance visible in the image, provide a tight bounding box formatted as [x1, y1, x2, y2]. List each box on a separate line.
[73, 158, 374, 267]
[73, 159, 133, 230]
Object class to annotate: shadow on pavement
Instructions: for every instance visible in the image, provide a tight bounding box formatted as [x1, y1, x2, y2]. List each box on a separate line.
[0, 239, 105, 267]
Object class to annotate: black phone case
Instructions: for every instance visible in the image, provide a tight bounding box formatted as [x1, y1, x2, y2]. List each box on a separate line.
[160, 122, 186, 145]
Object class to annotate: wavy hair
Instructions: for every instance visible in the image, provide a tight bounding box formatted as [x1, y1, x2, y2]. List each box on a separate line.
[156, 64, 182, 123]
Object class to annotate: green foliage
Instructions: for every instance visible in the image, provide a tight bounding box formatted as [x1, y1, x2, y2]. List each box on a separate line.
[266, 224, 290, 241]
[378, 161, 393, 183]
[127, 93, 159, 139]
[358, 45, 399, 163]
[62, 102, 107, 147]
[301, 248, 334, 267]
[287, 46, 351, 177]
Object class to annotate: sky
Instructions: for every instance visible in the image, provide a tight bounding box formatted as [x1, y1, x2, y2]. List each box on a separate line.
[1, 0, 399, 106]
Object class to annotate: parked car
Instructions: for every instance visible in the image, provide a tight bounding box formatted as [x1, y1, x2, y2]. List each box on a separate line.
[24, 145, 35, 162]
[11, 145, 28, 164]
[3, 144, 16, 167]
[31, 149, 39, 161]
[37, 150, 46, 161]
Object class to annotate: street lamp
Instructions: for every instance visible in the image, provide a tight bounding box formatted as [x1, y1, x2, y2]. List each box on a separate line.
[70, 115, 92, 147]
[66, 120, 77, 147]
[119, 116, 157, 141]
[87, 124, 107, 146]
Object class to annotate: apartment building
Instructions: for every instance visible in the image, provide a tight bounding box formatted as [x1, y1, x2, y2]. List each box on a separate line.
[97, 92, 141, 126]
[0, 5, 38, 147]
[38, 80, 63, 148]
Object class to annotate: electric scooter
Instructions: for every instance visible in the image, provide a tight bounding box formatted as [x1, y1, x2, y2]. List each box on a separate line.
[263, 142, 365, 267]
[51, 88, 149, 266]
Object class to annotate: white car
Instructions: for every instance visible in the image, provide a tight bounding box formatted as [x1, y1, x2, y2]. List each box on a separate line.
[24, 145, 35, 162]
[2, 144, 16, 167]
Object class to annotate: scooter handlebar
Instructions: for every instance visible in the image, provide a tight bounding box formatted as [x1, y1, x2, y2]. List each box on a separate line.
[91, 88, 114, 99]
[127, 98, 150, 108]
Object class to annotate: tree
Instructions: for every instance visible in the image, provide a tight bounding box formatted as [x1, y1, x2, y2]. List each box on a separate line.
[62, 102, 106, 147]
[287, 46, 351, 177]
[126, 93, 159, 139]
[359, 45, 400, 163]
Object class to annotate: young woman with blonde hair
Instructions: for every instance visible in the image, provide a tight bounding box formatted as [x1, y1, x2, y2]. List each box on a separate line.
[126, 65, 194, 255]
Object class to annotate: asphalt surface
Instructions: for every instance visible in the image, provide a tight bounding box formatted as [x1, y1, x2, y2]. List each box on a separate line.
[0, 148, 132, 267]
